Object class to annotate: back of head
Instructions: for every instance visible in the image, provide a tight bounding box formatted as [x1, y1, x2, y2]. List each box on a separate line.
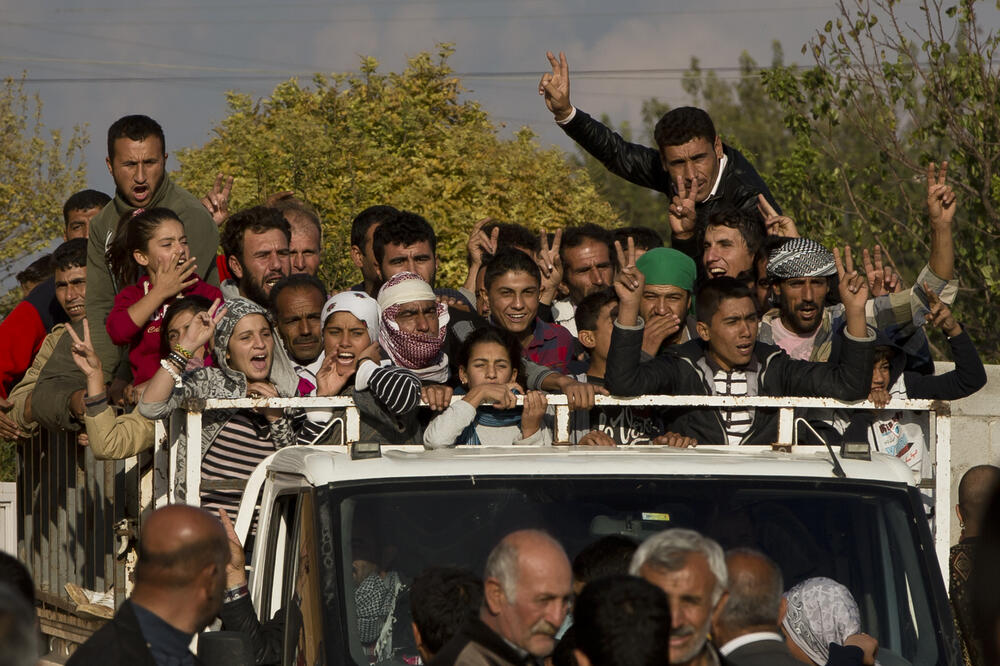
[0, 582, 38, 666]
[372, 210, 437, 265]
[573, 575, 671, 666]
[135, 505, 229, 590]
[410, 567, 482, 656]
[959, 465, 1000, 533]
[561, 224, 613, 263]
[16, 254, 53, 289]
[572, 535, 638, 586]
[574, 288, 618, 333]
[972, 484, 1000, 666]
[107, 114, 165, 159]
[483, 222, 541, 256]
[695, 277, 753, 325]
[653, 107, 716, 149]
[351, 205, 399, 249]
[613, 227, 663, 253]
[0, 552, 35, 609]
[629, 528, 727, 604]
[484, 247, 541, 291]
[716, 548, 783, 633]
[221, 205, 291, 266]
[52, 238, 88, 272]
[63, 189, 111, 222]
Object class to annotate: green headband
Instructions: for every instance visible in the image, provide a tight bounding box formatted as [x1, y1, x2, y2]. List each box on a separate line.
[636, 247, 696, 292]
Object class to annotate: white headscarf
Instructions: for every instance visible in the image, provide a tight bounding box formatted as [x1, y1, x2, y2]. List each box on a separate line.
[322, 291, 381, 341]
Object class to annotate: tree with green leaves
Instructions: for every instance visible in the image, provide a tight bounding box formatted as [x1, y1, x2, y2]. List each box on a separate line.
[175, 45, 619, 291]
[0, 75, 88, 316]
[759, 0, 999, 358]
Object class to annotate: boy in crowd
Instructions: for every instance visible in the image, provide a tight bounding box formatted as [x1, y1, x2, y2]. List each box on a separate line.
[485, 248, 576, 374]
[606, 239, 875, 445]
[570, 288, 693, 448]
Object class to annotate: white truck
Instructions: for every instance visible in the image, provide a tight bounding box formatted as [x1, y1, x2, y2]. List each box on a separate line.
[224, 439, 961, 666]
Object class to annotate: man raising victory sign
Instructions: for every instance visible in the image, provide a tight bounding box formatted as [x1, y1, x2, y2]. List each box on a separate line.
[539, 51, 780, 260]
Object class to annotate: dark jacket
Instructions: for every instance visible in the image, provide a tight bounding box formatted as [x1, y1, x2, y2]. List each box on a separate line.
[840, 328, 986, 444]
[430, 617, 532, 666]
[604, 320, 874, 445]
[219, 595, 284, 666]
[725, 637, 803, 666]
[560, 108, 779, 251]
[67, 600, 159, 666]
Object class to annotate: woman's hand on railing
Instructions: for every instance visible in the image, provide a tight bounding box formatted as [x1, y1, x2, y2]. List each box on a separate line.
[247, 382, 283, 422]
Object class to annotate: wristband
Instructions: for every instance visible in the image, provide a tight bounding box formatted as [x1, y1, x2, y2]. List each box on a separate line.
[167, 351, 187, 369]
[172, 344, 194, 360]
[160, 359, 183, 388]
[224, 584, 249, 603]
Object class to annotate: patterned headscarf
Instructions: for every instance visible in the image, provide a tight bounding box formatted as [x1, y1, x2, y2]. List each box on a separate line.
[767, 238, 837, 280]
[377, 272, 450, 382]
[781, 577, 873, 666]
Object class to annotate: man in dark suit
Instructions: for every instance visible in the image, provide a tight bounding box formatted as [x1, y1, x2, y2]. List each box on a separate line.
[68, 505, 230, 666]
[713, 548, 802, 666]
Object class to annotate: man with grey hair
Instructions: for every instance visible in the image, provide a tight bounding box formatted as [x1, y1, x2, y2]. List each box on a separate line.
[712, 548, 800, 666]
[629, 528, 728, 666]
[431, 529, 573, 666]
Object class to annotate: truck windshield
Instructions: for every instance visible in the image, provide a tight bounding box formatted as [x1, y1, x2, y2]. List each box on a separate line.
[314, 476, 953, 666]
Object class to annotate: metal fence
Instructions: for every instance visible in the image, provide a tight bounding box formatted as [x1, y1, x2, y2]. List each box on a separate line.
[17, 426, 149, 651]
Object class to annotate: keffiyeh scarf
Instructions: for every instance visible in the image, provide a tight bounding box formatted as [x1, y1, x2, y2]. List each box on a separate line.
[767, 238, 837, 279]
[377, 272, 450, 383]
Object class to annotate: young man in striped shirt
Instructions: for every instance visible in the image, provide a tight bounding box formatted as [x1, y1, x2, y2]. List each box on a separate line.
[605, 239, 875, 446]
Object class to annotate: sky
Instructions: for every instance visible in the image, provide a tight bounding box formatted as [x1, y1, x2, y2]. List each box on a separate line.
[1, 0, 857, 196]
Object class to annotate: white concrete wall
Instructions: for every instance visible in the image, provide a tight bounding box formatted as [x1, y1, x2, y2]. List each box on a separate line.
[0, 482, 15, 556]
[941, 362, 1000, 543]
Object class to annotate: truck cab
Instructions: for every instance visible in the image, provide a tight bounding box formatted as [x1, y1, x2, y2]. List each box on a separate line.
[234, 444, 961, 666]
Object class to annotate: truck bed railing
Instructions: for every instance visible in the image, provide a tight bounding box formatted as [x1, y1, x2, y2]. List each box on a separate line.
[156, 394, 951, 573]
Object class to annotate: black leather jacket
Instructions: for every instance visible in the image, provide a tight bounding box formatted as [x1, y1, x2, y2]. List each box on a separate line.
[560, 107, 779, 250]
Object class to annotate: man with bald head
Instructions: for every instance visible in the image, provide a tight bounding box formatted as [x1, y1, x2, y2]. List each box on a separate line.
[713, 548, 800, 666]
[68, 505, 230, 665]
[431, 529, 573, 666]
[952, 464, 1000, 666]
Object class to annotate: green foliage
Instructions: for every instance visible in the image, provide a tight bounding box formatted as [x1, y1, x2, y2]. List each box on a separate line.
[175, 45, 619, 291]
[759, 0, 1000, 358]
[0, 75, 88, 282]
[0, 441, 15, 483]
[570, 115, 664, 236]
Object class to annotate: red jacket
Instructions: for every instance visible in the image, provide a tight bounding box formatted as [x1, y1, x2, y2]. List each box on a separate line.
[106, 275, 222, 385]
[0, 279, 68, 398]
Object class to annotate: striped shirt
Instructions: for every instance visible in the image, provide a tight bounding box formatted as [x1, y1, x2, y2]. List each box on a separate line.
[299, 362, 421, 445]
[712, 368, 753, 445]
[201, 411, 278, 517]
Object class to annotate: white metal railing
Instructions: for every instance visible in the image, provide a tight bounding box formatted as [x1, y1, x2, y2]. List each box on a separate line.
[151, 394, 951, 572]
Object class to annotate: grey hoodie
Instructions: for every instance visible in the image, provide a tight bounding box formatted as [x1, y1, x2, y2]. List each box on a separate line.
[138, 297, 301, 501]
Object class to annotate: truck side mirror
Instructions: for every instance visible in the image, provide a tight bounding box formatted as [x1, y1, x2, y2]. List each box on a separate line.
[198, 630, 255, 665]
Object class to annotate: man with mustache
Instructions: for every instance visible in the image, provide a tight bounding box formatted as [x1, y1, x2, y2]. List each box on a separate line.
[629, 528, 729, 666]
[431, 529, 573, 666]
[758, 163, 958, 365]
[269, 274, 327, 395]
[220, 206, 292, 308]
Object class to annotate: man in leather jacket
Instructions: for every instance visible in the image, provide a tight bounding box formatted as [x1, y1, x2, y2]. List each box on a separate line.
[539, 51, 780, 262]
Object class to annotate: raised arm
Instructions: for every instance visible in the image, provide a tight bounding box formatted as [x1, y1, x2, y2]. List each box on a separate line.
[540, 51, 670, 193]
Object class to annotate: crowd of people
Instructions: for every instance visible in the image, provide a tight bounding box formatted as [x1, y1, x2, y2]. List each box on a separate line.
[0, 49, 996, 665]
